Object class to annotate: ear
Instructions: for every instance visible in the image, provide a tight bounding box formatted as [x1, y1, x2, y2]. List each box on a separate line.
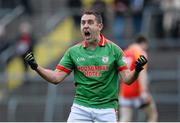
[98, 23, 103, 31]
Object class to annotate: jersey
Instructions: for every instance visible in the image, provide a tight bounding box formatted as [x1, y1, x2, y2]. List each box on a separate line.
[120, 44, 148, 98]
[56, 34, 127, 109]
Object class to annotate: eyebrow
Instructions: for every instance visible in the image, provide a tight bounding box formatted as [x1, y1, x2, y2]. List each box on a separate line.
[81, 19, 94, 21]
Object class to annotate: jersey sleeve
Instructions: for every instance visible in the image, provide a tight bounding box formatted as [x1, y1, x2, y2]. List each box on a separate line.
[113, 45, 128, 72]
[56, 48, 74, 74]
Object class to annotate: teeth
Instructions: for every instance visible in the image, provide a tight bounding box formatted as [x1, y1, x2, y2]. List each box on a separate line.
[84, 31, 90, 35]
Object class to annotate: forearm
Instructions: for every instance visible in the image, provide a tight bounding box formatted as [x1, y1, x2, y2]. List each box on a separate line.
[24, 52, 68, 84]
[121, 55, 148, 85]
[121, 69, 139, 85]
[35, 66, 66, 84]
[139, 70, 149, 91]
[126, 70, 139, 85]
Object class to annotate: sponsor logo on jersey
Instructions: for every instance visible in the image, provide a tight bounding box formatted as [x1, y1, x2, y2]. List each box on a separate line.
[102, 56, 109, 63]
[77, 65, 108, 77]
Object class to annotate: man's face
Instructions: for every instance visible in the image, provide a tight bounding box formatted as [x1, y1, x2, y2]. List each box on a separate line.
[80, 14, 102, 42]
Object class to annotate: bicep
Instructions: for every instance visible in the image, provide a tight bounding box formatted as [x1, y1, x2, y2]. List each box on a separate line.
[54, 69, 69, 82]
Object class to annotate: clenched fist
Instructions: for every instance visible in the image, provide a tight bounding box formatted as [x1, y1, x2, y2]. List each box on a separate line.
[24, 52, 38, 70]
[135, 55, 148, 73]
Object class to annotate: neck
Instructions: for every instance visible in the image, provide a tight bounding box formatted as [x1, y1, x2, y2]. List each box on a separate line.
[87, 41, 98, 50]
[87, 34, 101, 50]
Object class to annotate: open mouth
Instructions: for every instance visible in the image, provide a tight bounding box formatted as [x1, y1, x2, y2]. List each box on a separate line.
[84, 31, 91, 37]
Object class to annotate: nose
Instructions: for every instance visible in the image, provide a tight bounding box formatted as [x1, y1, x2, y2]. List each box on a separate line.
[83, 22, 89, 28]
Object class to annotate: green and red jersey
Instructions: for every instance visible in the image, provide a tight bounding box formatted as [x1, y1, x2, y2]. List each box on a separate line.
[56, 34, 127, 109]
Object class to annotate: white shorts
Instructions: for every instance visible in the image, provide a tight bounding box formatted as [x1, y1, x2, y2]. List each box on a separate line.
[119, 96, 145, 108]
[67, 103, 117, 122]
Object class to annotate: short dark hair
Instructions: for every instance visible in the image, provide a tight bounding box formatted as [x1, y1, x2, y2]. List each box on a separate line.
[135, 35, 149, 44]
[82, 10, 102, 24]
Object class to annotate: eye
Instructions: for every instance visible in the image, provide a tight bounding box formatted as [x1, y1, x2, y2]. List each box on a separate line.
[88, 20, 94, 25]
[81, 20, 85, 25]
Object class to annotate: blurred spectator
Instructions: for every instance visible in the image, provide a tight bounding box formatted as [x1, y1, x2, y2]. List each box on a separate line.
[3, 21, 37, 85]
[129, 0, 145, 35]
[91, 0, 107, 30]
[160, 0, 180, 38]
[67, 0, 82, 27]
[15, 21, 36, 73]
[147, 0, 164, 38]
[112, 0, 130, 49]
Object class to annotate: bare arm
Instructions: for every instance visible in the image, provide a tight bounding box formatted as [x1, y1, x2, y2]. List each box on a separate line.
[119, 69, 139, 85]
[24, 52, 69, 84]
[139, 69, 149, 92]
[139, 69, 152, 101]
[35, 66, 68, 85]
[120, 55, 148, 85]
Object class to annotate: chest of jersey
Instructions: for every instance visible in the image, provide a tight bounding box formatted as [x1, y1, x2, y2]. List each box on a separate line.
[71, 46, 115, 77]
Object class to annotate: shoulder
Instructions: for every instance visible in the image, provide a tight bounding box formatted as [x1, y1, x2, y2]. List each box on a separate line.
[67, 42, 82, 52]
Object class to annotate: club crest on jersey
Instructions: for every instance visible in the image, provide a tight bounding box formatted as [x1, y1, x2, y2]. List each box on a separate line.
[102, 56, 109, 63]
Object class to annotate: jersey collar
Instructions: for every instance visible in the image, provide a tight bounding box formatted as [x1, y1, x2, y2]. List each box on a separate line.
[82, 33, 107, 48]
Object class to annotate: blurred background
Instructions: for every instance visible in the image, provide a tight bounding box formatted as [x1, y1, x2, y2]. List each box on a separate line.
[0, 0, 179, 122]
